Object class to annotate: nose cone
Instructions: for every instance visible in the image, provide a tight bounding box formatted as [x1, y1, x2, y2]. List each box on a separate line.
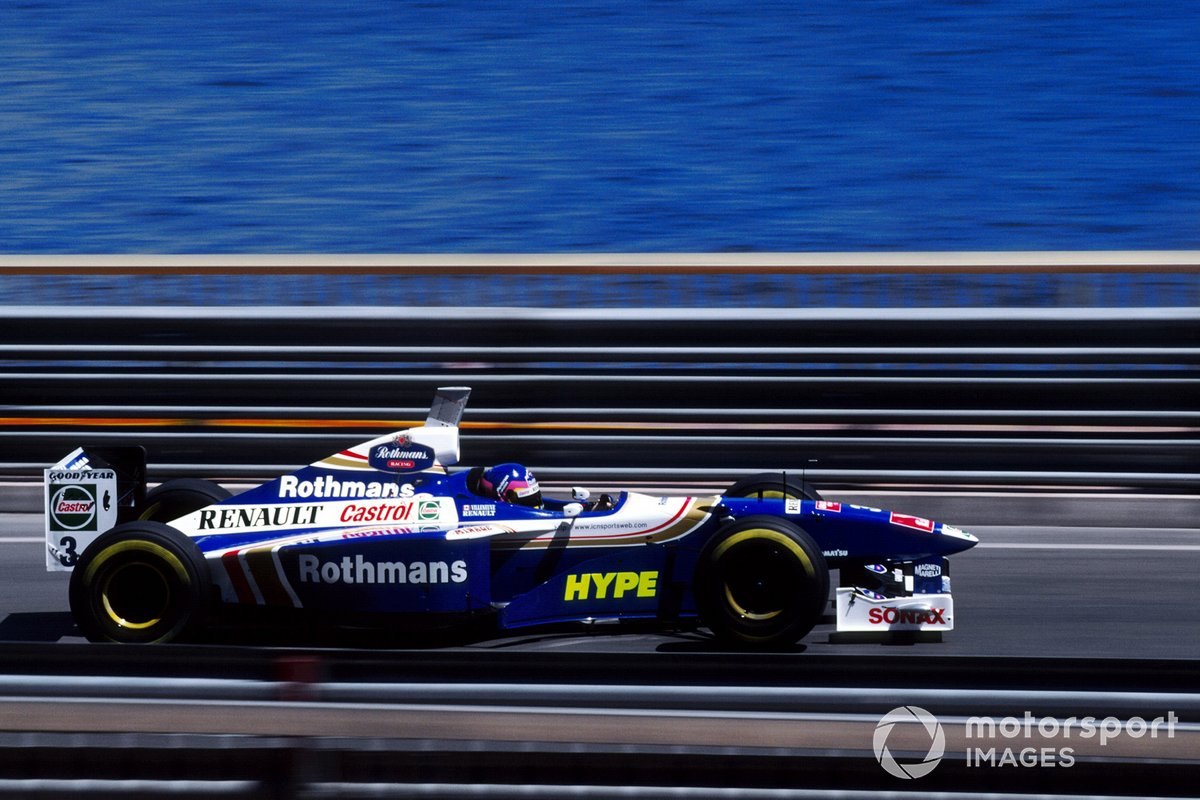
[938, 523, 979, 554]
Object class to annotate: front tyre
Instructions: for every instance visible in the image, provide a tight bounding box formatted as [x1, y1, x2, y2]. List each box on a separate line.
[694, 516, 829, 648]
[726, 472, 822, 501]
[69, 522, 211, 644]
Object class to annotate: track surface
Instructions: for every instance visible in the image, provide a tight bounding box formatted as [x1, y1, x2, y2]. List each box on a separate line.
[3, 513, 1198, 659]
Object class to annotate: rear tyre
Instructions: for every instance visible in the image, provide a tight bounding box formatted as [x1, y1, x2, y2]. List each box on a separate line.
[139, 478, 231, 523]
[694, 516, 829, 648]
[69, 522, 211, 644]
[726, 472, 822, 501]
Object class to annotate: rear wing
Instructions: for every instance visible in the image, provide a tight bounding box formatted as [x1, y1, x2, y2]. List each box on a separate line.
[412, 386, 471, 468]
[426, 386, 470, 428]
[311, 386, 471, 473]
[45, 446, 145, 572]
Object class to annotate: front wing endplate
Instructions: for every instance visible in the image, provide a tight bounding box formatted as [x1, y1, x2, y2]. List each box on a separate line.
[834, 587, 954, 632]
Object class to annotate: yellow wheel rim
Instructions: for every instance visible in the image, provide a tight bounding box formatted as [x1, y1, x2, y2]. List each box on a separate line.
[723, 584, 782, 621]
[100, 561, 170, 630]
[711, 528, 814, 577]
[85, 540, 190, 633]
[712, 527, 815, 627]
[84, 540, 188, 585]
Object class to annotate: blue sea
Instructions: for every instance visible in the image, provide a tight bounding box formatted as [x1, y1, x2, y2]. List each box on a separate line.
[1, 0, 1198, 253]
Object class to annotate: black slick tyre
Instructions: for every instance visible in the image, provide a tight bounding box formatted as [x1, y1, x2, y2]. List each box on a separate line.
[69, 521, 211, 644]
[139, 478, 231, 523]
[694, 516, 829, 648]
[726, 472, 822, 501]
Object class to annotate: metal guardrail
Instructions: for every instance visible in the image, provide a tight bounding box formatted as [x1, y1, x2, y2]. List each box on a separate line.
[3, 674, 1199, 717]
[1, 306, 1197, 490]
[0, 648, 1197, 797]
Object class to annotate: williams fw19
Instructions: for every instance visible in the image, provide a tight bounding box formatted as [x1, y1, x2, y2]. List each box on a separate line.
[45, 387, 977, 648]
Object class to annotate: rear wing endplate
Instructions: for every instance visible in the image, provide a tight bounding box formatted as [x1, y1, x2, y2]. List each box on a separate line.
[45, 446, 145, 572]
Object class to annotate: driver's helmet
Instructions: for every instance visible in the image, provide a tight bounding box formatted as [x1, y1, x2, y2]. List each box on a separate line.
[480, 463, 542, 508]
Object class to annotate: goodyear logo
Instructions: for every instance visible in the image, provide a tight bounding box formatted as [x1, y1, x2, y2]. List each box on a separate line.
[564, 570, 658, 601]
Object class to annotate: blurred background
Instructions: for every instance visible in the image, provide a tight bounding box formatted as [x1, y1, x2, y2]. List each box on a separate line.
[1, 3, 1198, 797]
[1, 0, 1197, 536]
[1, 0, 1197, 253]
[2, 255, 1195, 507]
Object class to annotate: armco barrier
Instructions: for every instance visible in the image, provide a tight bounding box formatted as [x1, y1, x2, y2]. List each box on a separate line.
[0, 648, 1197, 798]
[1, 305, 1197, 490]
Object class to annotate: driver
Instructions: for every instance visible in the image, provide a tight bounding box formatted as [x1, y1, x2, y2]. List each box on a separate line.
[479, 463, 543, 509]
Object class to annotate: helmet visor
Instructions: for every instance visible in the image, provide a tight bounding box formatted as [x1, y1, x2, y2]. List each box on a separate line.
[502, 479, 542, 508]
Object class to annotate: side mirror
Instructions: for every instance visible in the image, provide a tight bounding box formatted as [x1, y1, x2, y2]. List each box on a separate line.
[571, 487, 591, 502]
[563, 502, 584, 518]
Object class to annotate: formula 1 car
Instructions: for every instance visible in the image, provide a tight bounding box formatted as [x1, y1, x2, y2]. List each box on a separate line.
[45, 387, 978, 648]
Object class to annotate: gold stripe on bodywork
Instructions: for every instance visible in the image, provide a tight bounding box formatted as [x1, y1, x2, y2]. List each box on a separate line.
[241, 544, 297, 608]
[494, 496, 719, 551]
[645, 496, 719, 543]
[316, 456, 372, 470]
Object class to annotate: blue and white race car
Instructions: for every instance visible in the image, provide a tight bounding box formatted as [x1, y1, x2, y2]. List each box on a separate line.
[45, 387, 978, 648]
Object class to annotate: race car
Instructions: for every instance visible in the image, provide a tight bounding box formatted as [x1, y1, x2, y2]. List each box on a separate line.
[44, 387, 978, 648]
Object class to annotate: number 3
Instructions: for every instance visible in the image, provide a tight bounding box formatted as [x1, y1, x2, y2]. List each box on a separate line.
[58, 536, 79, 567]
